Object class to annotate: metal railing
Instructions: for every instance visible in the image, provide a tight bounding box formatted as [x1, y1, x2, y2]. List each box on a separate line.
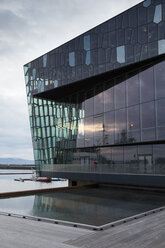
[41, 163, 165, 175]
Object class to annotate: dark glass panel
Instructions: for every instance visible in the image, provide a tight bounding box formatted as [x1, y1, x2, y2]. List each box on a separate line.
[140, 44, 148, 60]
[104, 81, 114, 112]
[148, 23, 158, 42]
[94, 85, 104, 115]
[141, 101, 155, 141]
[104, 111, 115, 145]
[109, 31, 116, 48]
[141, 101, 155, 129]
[148, 41, 158, 57]
[114, 78, 126, 109]
[156, 98, 165, 138]
[138, 25, 148, 44]
[126, 45, 134, 64]
[127, 105, 140, 143]
[126, 72, 139, 107]
[158, 22, 165, 40]
[155, 61, 165, 99]
[124, 146, 138, 164]
[153, 145, 165, 170]
[84, 117, 93, 147]
[138, 145, 152, 155]
[139, 66, 154, 103]
[117, 29, 125, 46]
[99, 148, 112, 164]
[112, 147, 124, 164]
[85, 89, 94, 117]
[157, 127, 165, 140]
[138, 6, 147, 25]
[94, 115, 103, 146]
[115, 108, 126, 144]
[128, 8, 138, 27]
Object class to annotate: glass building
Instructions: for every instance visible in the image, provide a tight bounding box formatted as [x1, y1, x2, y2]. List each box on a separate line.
[24, 0, 165, 186]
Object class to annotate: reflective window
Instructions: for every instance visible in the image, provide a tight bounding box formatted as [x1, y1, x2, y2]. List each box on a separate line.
[157, 99, 165, 127]
[99, 148, 112, 164]
[143, 0, 151, 8]
[94, 115, 103, 146]
[43, 54, 47, 67]
[153, 144, 165, 166]
[127, 105, 140, 142]
[85, 51, 91, 65]
[104, 111, 115, 145]
[84, 35, 90, 51]
[155, 60, 165, 99]
[158, 40, 165, 55]
[32, 68, 36, 80]
[54, 80, 58, 88]
[84, 117, 93, 147]
[124, 146, 137, 164]
[94, 85, 104, 115]
[126, 73, 139, 107]
[69, 52, 75, 67]
[104, 81, 114, 112]
[112, 147, 124, 164]
[115, 108, 126, 144]
[85, 90, 94, 117]
[139, 67, 154, 103]
[114, 79, 126, 109]
[117, 45, 125, 63]
[153, 4, 162, 24]
[141, 101, 155, 129]
[141, 101, 155, 141]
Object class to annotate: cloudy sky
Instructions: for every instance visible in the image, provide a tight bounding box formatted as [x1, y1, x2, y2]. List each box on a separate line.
[0, 0, 142, 160]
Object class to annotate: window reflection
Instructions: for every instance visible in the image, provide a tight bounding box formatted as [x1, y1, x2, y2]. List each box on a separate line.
[127, 105, 140, 142]
[84, 117, 93, 147]
[115, 79, 126, 109]
[85, 90, 94, 117]
[69, 52, 75, 67]
[85, 51, 91, 65]
[158, 40, 165, 55]
[139, 67, 154, 103]
[141, 101, 155, 141]
[94, 85, 104, 115]
[94, 115, 103, 146]
[112, 147, 124, 164]
[115, 108, 126, 144]
[143, 0, 151, 8]
[104, 81, 114, 112]
[43, 54, 47, 67]
[126, 73, 139, 107]
[155, 60, 165, 99]
[84, 35, 90, 51]
[117, 45, 125, 63]
[156, 99, 165, 140]
[77, 119, 84, 147]
[104, 111, 115, 145]
[153, 4, 162, 24]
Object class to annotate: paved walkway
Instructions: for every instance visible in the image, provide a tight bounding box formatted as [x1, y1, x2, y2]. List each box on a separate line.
[0, 210, 165, 248]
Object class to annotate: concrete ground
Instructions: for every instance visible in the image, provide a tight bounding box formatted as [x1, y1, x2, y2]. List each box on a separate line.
[0, 209, 165, 248]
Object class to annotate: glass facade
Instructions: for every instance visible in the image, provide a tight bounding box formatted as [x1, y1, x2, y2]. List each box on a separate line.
[24, 0, 165, 176]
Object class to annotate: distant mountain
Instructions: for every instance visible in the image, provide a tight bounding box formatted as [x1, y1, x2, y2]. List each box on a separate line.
[0, 158, 34, 165]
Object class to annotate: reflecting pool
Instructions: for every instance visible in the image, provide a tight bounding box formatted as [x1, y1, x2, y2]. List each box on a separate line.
[0, 186, 165, 226]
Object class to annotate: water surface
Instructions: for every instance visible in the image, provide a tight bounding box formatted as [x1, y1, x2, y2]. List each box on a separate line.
[0, 186, 165, 226]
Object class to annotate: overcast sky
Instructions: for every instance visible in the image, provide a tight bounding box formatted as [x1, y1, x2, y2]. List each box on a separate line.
[0, 0, 142, 160]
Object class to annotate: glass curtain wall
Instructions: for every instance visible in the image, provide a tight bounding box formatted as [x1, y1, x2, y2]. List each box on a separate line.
[25, 59, 165, 168]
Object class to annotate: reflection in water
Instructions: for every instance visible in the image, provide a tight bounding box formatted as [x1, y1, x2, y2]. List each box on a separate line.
[0, 187, 165, 226]
[31, 187, 165, 226]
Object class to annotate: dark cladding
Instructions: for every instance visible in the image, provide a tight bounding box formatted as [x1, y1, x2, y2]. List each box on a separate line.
[24, 0, 165, 176]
